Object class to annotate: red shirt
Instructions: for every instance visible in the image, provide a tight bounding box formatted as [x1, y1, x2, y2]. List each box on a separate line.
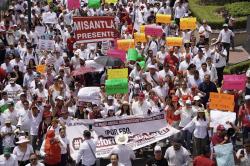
[239, 104, 250, 127]
[193, 155, 216, 166]
[164, 54, 179, 66]
[66, 37, 76, 52]
[211, 134, 224, 146]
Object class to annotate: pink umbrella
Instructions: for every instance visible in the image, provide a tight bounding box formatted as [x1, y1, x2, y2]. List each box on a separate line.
[71, 67, 96, 76]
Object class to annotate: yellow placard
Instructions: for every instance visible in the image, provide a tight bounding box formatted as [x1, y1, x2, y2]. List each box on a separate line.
[140, 25, 145, 33]
[209, 92, 235, 112]
[166, 37, 183, 46]
[105, 0, 118, 4]
[36, 65, 46, 74]
[107, 68, 128, 79]
[134, 33, 147, 43]
[156, 14, 171, 24]
[117, 39, 135, 51]
[180, 17, 197, 30]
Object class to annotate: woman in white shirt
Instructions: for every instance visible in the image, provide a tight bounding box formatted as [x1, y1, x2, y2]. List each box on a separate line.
[182, 109, 209, 156]
[13, 136, 34, 166]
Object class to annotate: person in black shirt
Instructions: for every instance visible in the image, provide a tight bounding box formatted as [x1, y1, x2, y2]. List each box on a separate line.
[146, 145, 168, 166]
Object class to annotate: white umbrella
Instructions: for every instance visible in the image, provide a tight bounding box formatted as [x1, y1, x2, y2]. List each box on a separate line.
[77, 87, 101, 104]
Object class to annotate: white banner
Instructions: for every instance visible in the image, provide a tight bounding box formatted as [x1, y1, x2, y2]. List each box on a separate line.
[210, 110, 236, 129]
[38, 39, 55, 51]
[66, 114, 179, 159]
[42, 12, 58, 24]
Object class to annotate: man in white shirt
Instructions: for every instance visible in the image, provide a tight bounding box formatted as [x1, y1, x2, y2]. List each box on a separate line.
[3, 78, 23, 102]
[174, 2, 186, 26]
[132, 92, 151, 115]
[107, 153, 125, 166]
[76, 130, 97, 166]
[206, 57, 218, 83]
[110, 134, 135, 166]
[0, 147, 18, 166]
[144, 64, 160, 87]
[1, 119, 16, 149]
[179, 54, 192, 71]
[25, 153, 44, 166]
[198, 20, 212, 43]
[199, 63, 211, 82]
[193, 49, 206, 70]
[159, 64, 174, 80]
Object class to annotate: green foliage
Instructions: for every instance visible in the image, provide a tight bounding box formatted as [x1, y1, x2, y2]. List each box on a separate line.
[224, 60, 250, 74]
[225, 2, 250, 17]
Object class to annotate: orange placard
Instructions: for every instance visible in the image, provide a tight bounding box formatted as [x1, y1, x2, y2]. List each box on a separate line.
[36, 65, 46, 74]
[156, 14, 171, 24]
[134, 33, 147, 43]
[180, 17, 197, 30]
[166, 37, 183, 46]
[117, 39, 135, 51]
[209, 92, 235, 112]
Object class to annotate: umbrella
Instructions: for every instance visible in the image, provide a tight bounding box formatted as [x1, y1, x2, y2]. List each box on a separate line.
[78, 87, 101, 104]
[94, 56, 123, 67]
[71, 67, 96, 76]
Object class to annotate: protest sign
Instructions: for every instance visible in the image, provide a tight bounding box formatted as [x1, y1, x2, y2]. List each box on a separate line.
[0, 104, 8, 113]
[166, 37, 183, 46]
[107, 68, 128, 79]
[78, 87, 101, 104]
[36, 65, 46, 74]
[105, 0, 118, 4]
[66, 113, 179, 159]
[138, 61, 146, 70]
[145, 25, 163, 37]
[73, 16, 118, 43]
[38, 39, 55, 51]
[105, 78, 128, 95]
[107, 49, 126, 62]
[222, 74, 246, 90]
[210, 110, 236, 128]
[140, 25, 145, 33]
[35, 26, 45, 37]
[209, 92, 235, 112]
[180, 17, 197, 30]
[127, 48, 138, 61]
[88, 0, 100, 9]
[117, 39, 135, 51]
[156, 14, 171, 24]
[42, 12, 58, 24]
[67, 0, 80, 10]
[214, 143, 235, 166]
[134, 32, 147, 43]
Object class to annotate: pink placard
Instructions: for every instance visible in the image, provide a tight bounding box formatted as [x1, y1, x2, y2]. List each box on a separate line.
[67, 0, 80, 10]
[107, 49, 126, 62]
[144, 25, 163, 37]
[222, 74, 247, 90]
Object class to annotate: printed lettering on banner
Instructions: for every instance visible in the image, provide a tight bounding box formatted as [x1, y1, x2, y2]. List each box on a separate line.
[209, 92, 235, 112]
[107, 68, 128, 79]
[222, 74, 247, 90]
[73, 16, 119, 43]
[66, 113, 180, 159]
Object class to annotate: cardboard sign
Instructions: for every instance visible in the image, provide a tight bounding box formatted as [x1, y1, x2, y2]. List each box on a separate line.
[107, 49, 126, 62]
[107, 68, 128, 79]
[36, 65, 46, 74]
[117, 39, 135, 51]
[127, 48, 138, 61]
[42, 12, 58, 24]
[209, 92, 235, 112]
[38, 39, 55, 51]
[222, 74, 247, 90]
[156, 14, 171, 24]
[145, 25, 163, 37]
[134, 33, 147, 43]
[88, 0, 101, 9]
[180, 17, 197, 30]
[166, 37, 183, 46]
[105, 78, 128, 95]
[73, 16, 118, 43]
[105, 0, 118, 3]
[67, 0, 80, 10]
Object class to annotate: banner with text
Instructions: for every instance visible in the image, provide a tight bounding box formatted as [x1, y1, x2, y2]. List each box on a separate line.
[73, 16, 118, 43]
[66, 114, 179, 159]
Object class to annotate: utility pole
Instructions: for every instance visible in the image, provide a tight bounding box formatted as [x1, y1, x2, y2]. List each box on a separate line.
[27, 0, 32, 30]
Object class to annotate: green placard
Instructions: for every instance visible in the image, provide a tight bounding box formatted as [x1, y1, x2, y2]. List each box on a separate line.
[105, 78, 128, 95]
[138, 61, 146, 70]
[88, 0, 101, 9]
[127, 48, 138, 61]
[0, 104, 8, 113]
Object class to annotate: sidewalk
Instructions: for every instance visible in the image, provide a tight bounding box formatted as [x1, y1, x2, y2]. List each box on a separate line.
[229, 46, 250, 65]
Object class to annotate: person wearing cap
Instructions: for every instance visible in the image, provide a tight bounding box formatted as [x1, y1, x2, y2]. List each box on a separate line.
[182, 108, 209, 156]
[236, 138, 250, 166]
[214, 23, 234, 63]
[198, 20, 212, 44]
[175, 99, 196, 150]
[211, 124, 227, 146]
[239, 95, 250, 143]
[1, 119, 16, 151]
[109, 133, 135, 166]
[146, 145, 168, 166]
[13, 136, 34, 166]
[0, 147, 18, 166]
[164, 135, 191, 166]
[76, 130, 98, 166]
[131, 92, 151, 115]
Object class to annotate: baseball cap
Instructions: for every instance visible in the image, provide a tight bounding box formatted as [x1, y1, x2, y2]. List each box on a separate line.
[154, 145, 162, 152]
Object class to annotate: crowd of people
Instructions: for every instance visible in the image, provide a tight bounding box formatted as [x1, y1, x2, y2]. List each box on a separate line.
[0, 0, 249, 166]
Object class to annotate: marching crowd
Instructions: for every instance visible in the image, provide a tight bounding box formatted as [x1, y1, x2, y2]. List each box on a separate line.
[0, 0, 249, 166]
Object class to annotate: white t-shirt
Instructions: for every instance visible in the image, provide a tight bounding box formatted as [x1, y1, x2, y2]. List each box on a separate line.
[17, 109, 31, 132]
[132, 101, 151, 115]
[60, 136, 69, 154]
[164, 146, 190, 166]
[30, 112, 43, 136]
[3, 84, 23, 101]
[110, 145, 135, 166]
[13, 144, 34, 161]
[1, 125, 16, 147]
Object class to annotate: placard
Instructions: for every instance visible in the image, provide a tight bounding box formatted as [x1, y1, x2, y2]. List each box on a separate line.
[127, 48, 138, 61]
[42, 12, 58, 24]
[105, 78, 128, 95]
[222, 74, 247, 90]
[166, 37, 183, 46]
[209, 92, 235, 112]
[107, 49, 126, 62]
[145, 25, 163, 37]
[180, 17, 197, 30]
[117, 39, 135, 51]
[67, 0, 80, 10]
[134, 32, 147, 43]
[36, 65, 46, 74]
[156, 14, 171, 24]
[210, 110, 236, 128]
[107, 68, 128, 79]
[105, 0, 118, 3]
[38, 39, 55, 51]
